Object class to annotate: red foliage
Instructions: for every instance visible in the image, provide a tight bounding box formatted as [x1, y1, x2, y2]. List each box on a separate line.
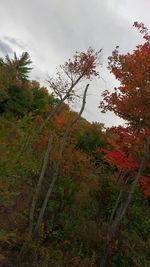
[100, 23, 150, 130]
[49, 47, 101, 102]
[96, 148, 139, 172]
[66, 47, 101, 78]
[140, 175, 150, 196]
[133, 21, 150, 41]
[99, 22, 150, 198]
[96, 125, 150, 196]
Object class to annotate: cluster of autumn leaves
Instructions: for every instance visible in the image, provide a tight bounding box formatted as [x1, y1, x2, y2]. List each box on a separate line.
[0, 22, 150, 266]
[96, 126, 150, 196]
[99, 22, 150, 198]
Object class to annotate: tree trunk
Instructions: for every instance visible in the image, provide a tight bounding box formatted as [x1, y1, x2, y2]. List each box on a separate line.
[34, 84, 89, 235]
[29, 133, 54, 233]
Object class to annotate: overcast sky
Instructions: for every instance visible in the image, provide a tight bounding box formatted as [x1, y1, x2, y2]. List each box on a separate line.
[0, 0, 149, 127]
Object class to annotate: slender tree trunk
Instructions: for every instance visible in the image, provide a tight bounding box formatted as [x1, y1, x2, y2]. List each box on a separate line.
[109, 190, 123, 224]
[17, 134, 54, 261]
[29, 133, 54, 233]
[34, 84, 89, 235]
[99, 248, 110, 267]
[99, 136, 150, 267]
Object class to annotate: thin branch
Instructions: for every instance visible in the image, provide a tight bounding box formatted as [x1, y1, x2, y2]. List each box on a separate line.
[37, 73, 84, 135]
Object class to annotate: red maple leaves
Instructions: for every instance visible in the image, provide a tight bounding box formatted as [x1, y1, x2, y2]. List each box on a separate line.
[99, 22, 150, 197]
[100, 23, 150, 130]
[96, 125, 150, 196]
[67, 47, 101, 78]
[96, 148, 139, 172]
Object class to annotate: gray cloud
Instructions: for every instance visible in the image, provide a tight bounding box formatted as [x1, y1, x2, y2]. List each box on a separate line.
[0, 40, 13, 55]
[4, 37, 25, 50]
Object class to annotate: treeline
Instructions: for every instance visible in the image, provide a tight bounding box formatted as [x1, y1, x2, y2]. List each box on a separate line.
[0, 22, 150, 267]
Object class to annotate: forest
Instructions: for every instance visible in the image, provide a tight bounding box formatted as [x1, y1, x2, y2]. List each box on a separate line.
[0, 22, 150, 267]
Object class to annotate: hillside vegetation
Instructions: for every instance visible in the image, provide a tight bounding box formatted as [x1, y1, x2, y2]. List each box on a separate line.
[0, 23, 150, 267]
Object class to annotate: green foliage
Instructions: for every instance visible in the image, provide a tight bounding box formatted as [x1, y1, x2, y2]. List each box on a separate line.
[5, 52, 32, 80]
[0, 52, 32, 116]
[30, 81, 59, 115]
[76, 123, 106, 154]
[3, 85, 33, 117]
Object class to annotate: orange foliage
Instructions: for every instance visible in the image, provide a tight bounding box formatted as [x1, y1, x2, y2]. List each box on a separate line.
[54, 115, 68, 127]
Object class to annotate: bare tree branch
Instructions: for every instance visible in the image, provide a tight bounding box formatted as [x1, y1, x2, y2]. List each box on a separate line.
[37, 73, 84, 135]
